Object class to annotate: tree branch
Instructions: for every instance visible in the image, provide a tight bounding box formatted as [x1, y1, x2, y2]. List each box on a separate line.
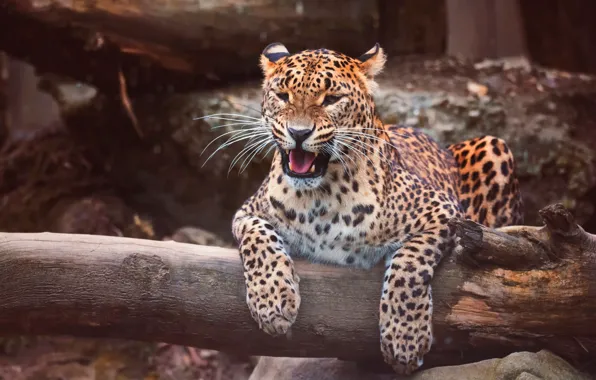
[0, 0, 378, 94]
[449, 203, 596, 269]
[0, 204, 594, 371]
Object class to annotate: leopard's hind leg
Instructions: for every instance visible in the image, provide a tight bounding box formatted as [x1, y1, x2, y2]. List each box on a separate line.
[448, 136, 523, 228]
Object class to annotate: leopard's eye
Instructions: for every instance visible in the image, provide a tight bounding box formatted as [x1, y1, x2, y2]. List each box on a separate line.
[276, 92, 290, 102]
[322, 94, 343, 107]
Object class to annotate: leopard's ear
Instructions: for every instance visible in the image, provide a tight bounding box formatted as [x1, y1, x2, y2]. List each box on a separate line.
[260, 42, 290, 77]
[357, 43, 386, 78]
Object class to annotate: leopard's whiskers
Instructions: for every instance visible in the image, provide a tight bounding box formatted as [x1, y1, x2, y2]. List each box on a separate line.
[337, 134, 394, 168]
[332, 139, 366, 172]
[197, 105, 281, 173]
[202, 129, 271, 167]
[194, 113, 261, 122]
[202, 126, 268, 155]
[322, 143, 350, 178]
[238, 137, 275, 174]
[229, 137, 266, 172]
[336, 128, 397, 168]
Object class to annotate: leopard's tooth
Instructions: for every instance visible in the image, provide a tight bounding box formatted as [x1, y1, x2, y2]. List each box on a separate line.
[286, 150, 290, 155]
[309, 165, 316, 173]
[289, 162, 294, 171]
[314, 152, 319, 158]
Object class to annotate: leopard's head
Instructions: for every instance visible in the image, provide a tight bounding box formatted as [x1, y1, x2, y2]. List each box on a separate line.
[259, 43, 386, 190]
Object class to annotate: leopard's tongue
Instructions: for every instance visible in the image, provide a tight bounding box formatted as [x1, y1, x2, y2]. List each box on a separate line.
[289, 149, 316, 174]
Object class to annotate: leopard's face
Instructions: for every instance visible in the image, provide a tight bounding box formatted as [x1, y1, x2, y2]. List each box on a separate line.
[259, 43, 386, 190]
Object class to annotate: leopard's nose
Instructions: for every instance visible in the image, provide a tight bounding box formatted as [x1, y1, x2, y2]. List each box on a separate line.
[288, 127, 314, 147]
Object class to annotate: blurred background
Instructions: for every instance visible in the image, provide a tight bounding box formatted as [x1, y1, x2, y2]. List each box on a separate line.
[0, 0, 595, 379]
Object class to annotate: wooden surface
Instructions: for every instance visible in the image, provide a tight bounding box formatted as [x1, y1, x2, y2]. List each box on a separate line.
[446, 0, 526, 59]
[0, 204, 595, 371]
[0, 52, 6, 145]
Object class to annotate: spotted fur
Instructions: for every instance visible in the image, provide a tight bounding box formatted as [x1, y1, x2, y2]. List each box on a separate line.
[231, 43, 523, 375]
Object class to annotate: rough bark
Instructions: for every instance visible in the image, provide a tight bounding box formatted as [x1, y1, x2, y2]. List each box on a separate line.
[0, 0, 378, 94]
[519, 0, 596, 75]
[0, 52, 7, 145]
[0, 204, 594, 371]
[446, 0, 527, 59]
[378, 0, 446, 56]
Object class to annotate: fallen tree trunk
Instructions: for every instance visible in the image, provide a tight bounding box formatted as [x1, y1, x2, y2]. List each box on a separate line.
[0, 204, 594, 371]
[0, 52, 7, 145]
[446, 0, 527, 59]
[0, 0, 378, 94]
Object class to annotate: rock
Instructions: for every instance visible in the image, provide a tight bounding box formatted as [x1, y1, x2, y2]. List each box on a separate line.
[248, 357, 394, 380]
[43, 56, 596, 241]
[516, 374, 542, 380]
[411, 350, 591, 380]
[493, 350, 591, 380]
[249, 350, 591, 380]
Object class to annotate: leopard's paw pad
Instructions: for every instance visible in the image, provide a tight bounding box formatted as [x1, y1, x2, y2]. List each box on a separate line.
[379, 314, 432, 375]
[245, 267, 300, 336]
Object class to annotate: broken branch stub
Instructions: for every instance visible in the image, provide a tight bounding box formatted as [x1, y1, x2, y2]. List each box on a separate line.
[449, 203, 596, 270]
[448, 218, 553, 269]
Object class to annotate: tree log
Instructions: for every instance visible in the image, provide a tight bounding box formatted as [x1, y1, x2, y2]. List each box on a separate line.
[446, 0, 527, 59]
[0, 52, 7, 145]
[0, 0, 378, 94]
[0, 204, 595, 371]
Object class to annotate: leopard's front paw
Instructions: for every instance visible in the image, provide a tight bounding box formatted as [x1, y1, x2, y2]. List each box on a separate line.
[379, 304, 433, 375]
[245, 262, 301, 336]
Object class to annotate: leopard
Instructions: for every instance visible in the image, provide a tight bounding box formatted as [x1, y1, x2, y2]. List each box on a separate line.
[230, 42, 523, 375]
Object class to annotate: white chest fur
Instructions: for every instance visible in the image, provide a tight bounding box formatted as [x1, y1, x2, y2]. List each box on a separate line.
[270, 196, 401, 269]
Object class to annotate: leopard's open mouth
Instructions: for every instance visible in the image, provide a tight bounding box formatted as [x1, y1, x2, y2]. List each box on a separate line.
[280, 147, 331, 179]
